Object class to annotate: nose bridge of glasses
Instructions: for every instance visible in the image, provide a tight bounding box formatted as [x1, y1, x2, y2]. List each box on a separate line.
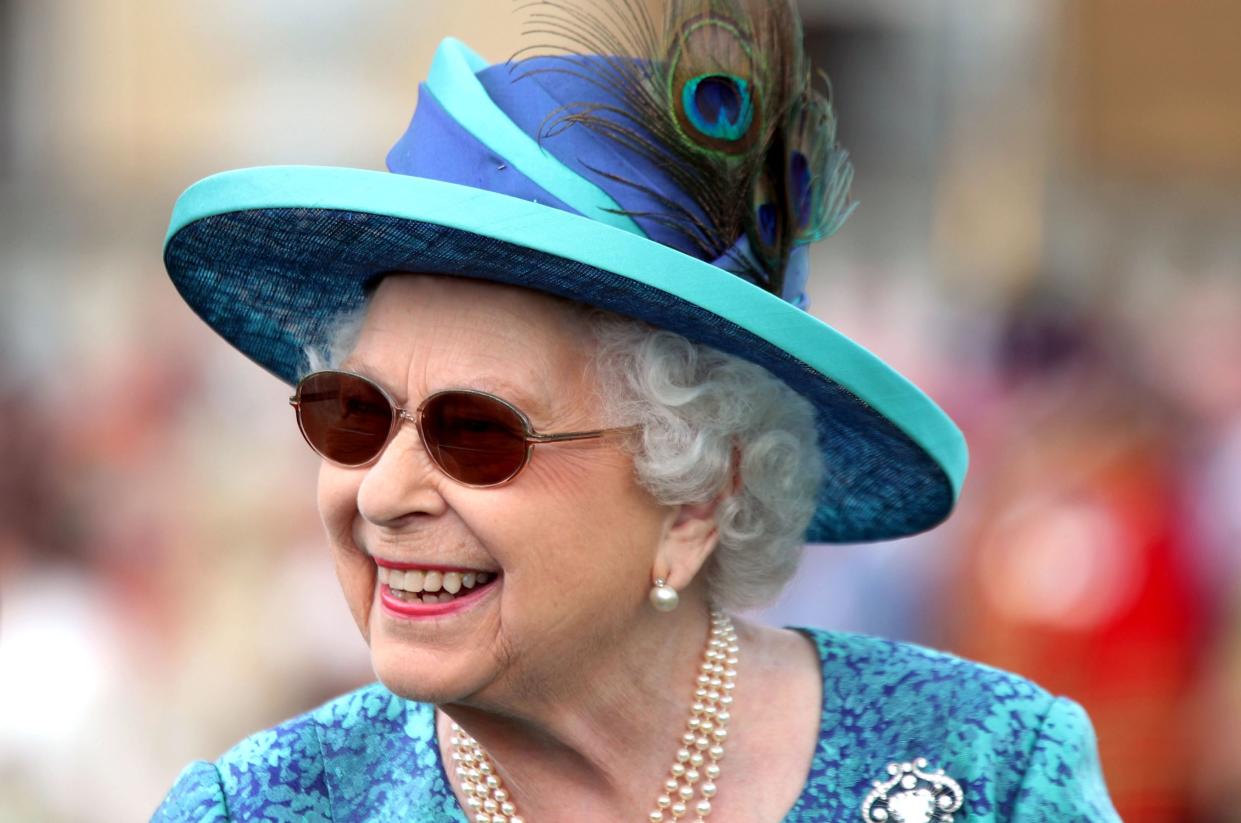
[376, 405, 431, 471]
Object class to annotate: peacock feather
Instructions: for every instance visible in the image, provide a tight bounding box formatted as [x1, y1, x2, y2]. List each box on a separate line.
[514, 0, 856, 298]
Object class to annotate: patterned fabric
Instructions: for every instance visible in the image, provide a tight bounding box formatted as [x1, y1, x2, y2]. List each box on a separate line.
[153, 628, 1120, 822]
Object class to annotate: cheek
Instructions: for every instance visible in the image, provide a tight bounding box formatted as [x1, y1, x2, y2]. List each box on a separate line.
[482, 454, 669, 605]
[316, 462, 357, 548]
[317, 464, 374, 636]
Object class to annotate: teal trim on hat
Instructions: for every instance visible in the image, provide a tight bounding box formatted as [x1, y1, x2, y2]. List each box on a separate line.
[165, 165, 967, 500]
[164, 30, 971, 542]
[423, 38, 645, 237]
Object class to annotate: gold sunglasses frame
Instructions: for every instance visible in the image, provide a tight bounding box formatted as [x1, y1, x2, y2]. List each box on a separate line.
[289, 369, 634, 488]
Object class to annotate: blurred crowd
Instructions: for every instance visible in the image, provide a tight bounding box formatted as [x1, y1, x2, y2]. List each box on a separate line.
[1, 1, 1238, 821]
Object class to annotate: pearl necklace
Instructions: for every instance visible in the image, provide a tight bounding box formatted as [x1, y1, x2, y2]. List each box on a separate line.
[448, 610, 740, 823]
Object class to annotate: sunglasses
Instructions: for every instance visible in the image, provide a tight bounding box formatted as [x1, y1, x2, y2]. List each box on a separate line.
[290, 370, 632, 487]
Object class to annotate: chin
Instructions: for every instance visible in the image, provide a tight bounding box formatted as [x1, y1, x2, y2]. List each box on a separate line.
[373, 667, 459, 705]
[368, 631, 496, 705]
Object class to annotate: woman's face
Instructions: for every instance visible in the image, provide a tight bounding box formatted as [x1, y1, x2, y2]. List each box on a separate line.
[317, 274, 672, 705]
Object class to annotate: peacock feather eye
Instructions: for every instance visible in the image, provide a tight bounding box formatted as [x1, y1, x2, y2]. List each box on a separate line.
[681, 74, 754, 142]
[749, 170, 782, 256]
[668, 15, 762, 154]
[788, 149, 812, 230]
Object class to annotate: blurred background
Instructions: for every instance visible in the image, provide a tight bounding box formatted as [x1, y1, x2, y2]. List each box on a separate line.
[1, 0, 1238, 820]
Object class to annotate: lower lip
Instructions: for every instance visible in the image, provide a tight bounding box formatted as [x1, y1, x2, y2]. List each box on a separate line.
[378, 578, 497, 619]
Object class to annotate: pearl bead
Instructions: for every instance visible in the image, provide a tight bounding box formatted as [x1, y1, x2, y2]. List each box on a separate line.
[649, 581, 680, 611]
[650, 812, 665, 822]
[696, 799, 712, 816]
[671, 801, 687, 816]
[705, 764, 721, 779]
[702, 781, 717, 797]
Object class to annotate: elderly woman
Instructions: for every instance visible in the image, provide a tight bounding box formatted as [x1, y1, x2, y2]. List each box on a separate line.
[154, 2, 1119, 821]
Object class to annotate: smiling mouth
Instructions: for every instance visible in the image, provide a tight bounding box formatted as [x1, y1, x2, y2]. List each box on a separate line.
[377, 565, 497, 605]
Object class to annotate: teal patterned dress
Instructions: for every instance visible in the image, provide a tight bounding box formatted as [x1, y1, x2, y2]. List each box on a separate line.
[153, 628, 1120, 822]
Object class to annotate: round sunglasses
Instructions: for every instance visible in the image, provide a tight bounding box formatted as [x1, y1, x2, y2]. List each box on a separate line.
[289, 370, 633, 487]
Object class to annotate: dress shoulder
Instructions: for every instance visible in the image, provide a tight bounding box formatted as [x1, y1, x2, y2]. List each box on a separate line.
[786, 628, 1120, 822]
[152, 683, 464, 822]
[152, 760, 230, 822]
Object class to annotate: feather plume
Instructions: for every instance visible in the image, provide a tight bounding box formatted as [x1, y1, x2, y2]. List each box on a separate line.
[513, 0, 856, 297]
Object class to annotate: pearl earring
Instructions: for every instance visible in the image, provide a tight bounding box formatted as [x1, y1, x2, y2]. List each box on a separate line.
[649, 577, 679, 612]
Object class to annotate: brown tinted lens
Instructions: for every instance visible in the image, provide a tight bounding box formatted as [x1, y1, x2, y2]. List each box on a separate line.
[296, 372, 394, 466]
[419, 391, 530, 485]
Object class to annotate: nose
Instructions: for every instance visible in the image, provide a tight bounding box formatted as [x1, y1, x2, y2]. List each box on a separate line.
[355, 416, 448, 526]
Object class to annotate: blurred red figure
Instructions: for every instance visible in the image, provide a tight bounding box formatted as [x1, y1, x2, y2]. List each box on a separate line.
[946, 293, 1207, 822]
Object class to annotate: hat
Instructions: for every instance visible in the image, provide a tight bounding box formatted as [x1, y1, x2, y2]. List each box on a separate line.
[163, 21, 967, 543]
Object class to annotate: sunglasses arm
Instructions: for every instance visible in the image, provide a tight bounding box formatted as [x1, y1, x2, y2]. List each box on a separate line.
[527, 425, 638, 444]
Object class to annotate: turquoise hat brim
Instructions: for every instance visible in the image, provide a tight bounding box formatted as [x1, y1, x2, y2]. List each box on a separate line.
[164, 165, 967, 543]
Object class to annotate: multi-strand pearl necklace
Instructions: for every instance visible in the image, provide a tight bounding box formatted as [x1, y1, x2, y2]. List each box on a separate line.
[448, 610, 740, 823]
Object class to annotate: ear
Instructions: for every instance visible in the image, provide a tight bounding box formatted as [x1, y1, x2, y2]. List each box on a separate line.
[652, 497, 723, 592]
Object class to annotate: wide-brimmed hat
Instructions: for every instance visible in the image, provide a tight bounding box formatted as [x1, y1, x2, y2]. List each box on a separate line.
[163, 33, 968, 544]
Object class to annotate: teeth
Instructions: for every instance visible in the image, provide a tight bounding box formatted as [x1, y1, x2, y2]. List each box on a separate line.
[421, 593, 438, 604]
[438, 592, 453, 602]
[378, 564, 497, 595]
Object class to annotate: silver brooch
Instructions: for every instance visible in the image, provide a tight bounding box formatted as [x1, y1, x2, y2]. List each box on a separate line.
[860, 758, 964, 823]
